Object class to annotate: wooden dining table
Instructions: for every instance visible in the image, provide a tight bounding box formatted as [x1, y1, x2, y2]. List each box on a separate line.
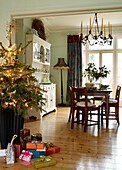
[87, 89, 112, 128]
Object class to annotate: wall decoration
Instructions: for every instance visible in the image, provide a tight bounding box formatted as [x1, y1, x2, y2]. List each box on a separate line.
[32, 19, 46, 40]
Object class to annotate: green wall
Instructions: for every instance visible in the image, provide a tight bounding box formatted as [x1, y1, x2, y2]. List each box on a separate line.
[15, 18, 69, 105]
[49, 32, 68, 105]
[15, 18, 33, 63]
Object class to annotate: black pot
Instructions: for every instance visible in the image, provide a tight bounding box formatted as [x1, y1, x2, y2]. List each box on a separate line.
[0, 108, 24, 149]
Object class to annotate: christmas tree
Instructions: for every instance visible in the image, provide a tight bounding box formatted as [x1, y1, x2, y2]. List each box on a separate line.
[0, 21, 45, 117]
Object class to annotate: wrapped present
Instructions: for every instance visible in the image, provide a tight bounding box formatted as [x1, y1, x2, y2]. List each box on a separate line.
[20, 136, 31, 150]
[6, 135, 17, 164]
[46, 146, 60, 155]
[13, 144, 22, 161]
[26, 142, 44, 150]
[20, 129, 30, 139]
[31, 156, 56, 168]
[31, 133, 42, 141]
[27, 148, 46, 158]
[19, 150, 33, 162]
[31, 156, 45, 165]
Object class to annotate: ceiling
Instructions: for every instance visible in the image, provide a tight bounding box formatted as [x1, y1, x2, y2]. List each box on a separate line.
[40, 11, 122, 32]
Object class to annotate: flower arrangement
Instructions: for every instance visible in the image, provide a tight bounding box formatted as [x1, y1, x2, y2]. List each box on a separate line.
[84, 63, 110, 83]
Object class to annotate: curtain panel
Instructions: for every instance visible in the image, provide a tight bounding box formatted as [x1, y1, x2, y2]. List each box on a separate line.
[66, 35, 82, 105]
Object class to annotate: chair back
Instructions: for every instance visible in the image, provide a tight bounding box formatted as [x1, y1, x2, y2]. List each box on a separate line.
[115, 86, 121, 103]
[71, 87, 88, 109]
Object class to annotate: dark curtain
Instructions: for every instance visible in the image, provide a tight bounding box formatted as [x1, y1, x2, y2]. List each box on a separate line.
[66, 35, 82, 105]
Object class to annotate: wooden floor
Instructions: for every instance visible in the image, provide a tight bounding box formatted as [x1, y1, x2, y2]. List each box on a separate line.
[0, 107, 122, 170]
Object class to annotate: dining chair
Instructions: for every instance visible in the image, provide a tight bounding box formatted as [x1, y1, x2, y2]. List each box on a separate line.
[68, 86, 92, 122]
[101, 85, 121, 125]
[71, 87, 100, 132]
[68, 86, 85, 123]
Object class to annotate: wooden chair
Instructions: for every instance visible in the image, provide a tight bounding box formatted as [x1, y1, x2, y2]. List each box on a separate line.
[71, 87, 100, 132]
[101, 85, 121, 125]
[68, 86, 92, 122]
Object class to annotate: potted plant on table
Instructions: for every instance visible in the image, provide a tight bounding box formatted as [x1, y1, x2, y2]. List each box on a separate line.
[84, 63, 110, 88]
[0, 21, 45, 149]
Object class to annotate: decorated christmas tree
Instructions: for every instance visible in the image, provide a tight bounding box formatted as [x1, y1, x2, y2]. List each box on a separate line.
[0, 20, 45, 117]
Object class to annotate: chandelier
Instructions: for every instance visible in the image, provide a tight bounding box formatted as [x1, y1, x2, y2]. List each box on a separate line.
[81, 13, 113, 46]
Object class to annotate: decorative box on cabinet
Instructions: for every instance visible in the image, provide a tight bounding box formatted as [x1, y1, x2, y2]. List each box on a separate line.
[25, 34, 56, 119]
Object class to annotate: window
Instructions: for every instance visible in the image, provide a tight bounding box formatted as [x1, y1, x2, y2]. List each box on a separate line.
[89, 53, 99, 68]
[82, 35, 122, 105]
[117, 39, 122, 49]
[102, 53, 113, 89]
[117, 53, 122, 100]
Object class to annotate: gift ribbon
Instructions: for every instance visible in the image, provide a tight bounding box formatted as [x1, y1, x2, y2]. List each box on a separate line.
[22, 150, 32, 156]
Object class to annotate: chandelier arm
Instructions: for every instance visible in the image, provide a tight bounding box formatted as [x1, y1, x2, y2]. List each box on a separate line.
[95, 13, 99, 34]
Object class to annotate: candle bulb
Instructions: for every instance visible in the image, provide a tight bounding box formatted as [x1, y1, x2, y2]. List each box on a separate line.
[111, 24, 112, 36]
[104, 25, 106, 37]
[90, 18, 91, 30]
[95, 26, 96, 36]
[81, 21, 82, 34]
[108, 22, 110, 34]
[101, 18, 103, 31]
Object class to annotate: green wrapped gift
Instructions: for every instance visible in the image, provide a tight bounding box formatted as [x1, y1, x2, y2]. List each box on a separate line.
[31, 156, 56, 168]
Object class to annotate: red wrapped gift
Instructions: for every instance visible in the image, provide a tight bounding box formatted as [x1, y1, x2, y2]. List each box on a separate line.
[46, 146, 60, 155]
[13, 144, 22, 161]
[19, 150, 33, 162]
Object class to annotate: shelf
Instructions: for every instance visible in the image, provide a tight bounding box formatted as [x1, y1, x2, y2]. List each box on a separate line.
[33, 60, 50, 66]
[34, 72, 49, 74]
[40, 82, 52, 85]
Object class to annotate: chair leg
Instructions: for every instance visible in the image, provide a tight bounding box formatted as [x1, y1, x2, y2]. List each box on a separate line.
[84, 112, 88, 132]
[82, 111, 85, 126]
[101, 106, 103, 126]
[115, 106, 120, 125]
[76, 111, 79, 124]
[98, 108, 100, 131]
[68, 107, 72, 122]
[71, 110, 74, 129]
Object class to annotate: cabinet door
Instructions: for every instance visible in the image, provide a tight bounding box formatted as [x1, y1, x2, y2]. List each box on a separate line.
[33, 42, 40, 61]
[45, 48, 50, 63]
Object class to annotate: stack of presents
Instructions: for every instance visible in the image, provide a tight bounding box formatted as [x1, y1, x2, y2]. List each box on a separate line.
[0, 129, 60, 168]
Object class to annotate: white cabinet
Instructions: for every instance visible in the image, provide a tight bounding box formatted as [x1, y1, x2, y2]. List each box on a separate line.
[26, 34, 56, 119]
[40, 84, 56, 118]
[26, 34, 51, 83]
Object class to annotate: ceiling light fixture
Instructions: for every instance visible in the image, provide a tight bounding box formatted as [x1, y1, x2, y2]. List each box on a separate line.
[81, 13, 113, 46]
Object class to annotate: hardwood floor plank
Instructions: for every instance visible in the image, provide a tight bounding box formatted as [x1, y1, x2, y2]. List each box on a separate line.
[0, 107, 122, 169]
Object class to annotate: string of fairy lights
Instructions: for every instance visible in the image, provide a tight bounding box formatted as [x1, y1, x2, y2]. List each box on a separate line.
[0, 20, 45, 116]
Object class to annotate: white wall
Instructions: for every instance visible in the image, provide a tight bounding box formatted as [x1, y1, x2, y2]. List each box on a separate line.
[1, 0, 122, 46]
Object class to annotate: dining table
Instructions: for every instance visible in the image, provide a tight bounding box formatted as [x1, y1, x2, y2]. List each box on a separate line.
[87, 88, 112, 128]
